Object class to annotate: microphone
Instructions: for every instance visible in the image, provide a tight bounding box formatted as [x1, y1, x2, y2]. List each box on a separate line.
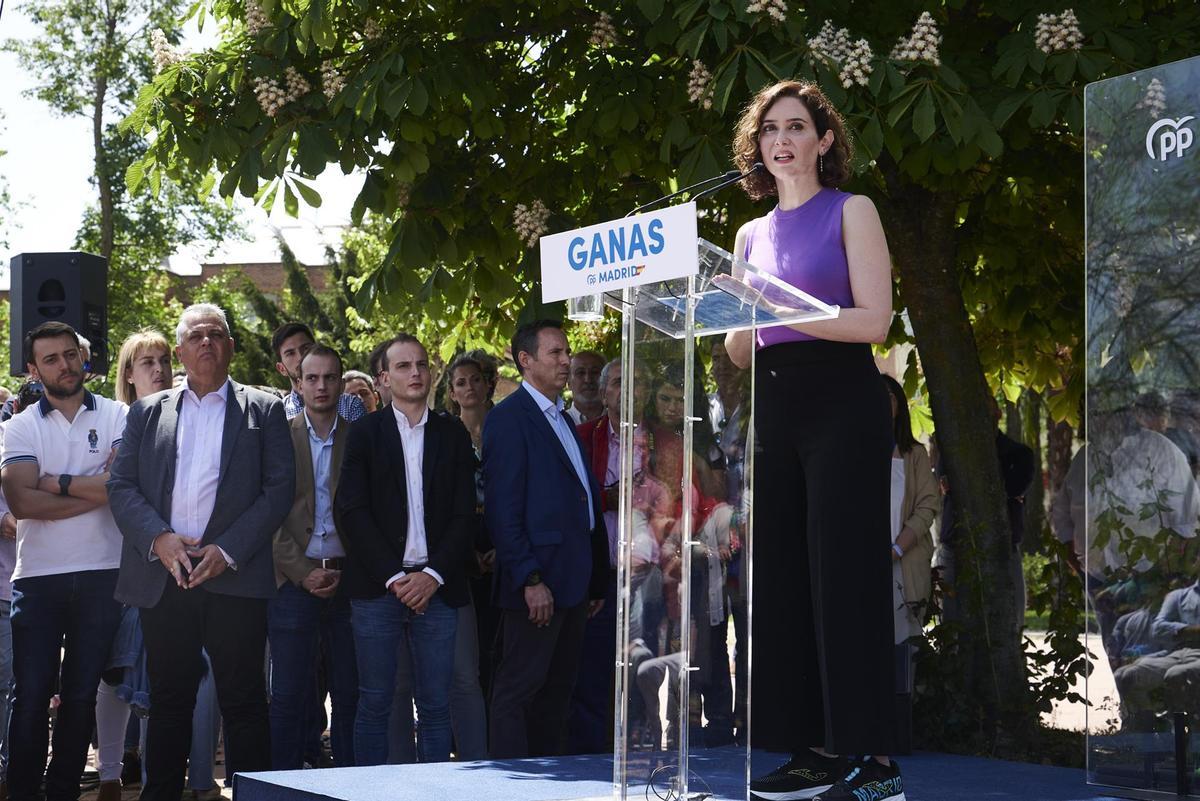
[626, 168, 742, 217]
[691, 162, 765, 203]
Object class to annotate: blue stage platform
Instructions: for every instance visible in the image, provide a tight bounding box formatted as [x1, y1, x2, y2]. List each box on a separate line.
[233, 747, 1131, 801]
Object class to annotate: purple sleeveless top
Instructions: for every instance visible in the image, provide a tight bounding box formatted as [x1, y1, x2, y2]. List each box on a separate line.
[743, 188, 853, 347]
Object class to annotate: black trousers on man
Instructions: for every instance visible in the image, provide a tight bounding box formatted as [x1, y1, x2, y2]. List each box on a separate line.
[488, 602, 588, 758]
[139, 581, 270, 801]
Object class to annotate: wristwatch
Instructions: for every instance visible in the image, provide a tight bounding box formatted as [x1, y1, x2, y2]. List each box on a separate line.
[524, 570, 543, 587]
[58, 474, 73, 497]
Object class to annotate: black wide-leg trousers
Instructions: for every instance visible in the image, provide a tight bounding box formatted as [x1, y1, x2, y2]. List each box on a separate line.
[751, 340, 898, 756]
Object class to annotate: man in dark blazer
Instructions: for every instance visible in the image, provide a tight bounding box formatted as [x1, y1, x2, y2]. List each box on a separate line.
[335, 333, 476, 766]
[269, 344, 357, 769]
[484, 319, 609, 759]
[107, 304, 294, 801]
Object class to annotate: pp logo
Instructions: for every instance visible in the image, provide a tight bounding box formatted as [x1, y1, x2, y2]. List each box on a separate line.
[1146, 116, 1195, 161]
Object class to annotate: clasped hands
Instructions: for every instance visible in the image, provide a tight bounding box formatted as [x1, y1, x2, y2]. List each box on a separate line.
[302, 568, 341, 598]
[474, 548, 496, 575]
[152, 531, 228, 589]
[389, 572, 438, 614]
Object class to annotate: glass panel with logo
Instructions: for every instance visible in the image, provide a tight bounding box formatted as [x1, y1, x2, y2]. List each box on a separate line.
[1085, 55, 1200, 797]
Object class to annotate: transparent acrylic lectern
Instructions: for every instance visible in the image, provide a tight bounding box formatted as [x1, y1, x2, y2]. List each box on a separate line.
[603, 237, 838, 801]
[1085, 55, 1200, 799]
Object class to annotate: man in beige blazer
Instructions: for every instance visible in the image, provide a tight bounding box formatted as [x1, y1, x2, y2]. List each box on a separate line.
[268, 344, 358, 769]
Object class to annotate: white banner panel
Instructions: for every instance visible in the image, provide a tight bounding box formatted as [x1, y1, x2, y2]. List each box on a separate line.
[539, 202, 699, 303]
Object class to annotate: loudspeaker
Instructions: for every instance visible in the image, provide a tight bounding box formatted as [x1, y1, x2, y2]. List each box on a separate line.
[9, 252, 108, 376]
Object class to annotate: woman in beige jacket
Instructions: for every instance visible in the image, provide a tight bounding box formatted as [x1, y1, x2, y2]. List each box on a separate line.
[881, 374, 940, 643]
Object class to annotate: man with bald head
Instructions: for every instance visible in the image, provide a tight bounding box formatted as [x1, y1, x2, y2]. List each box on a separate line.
[108, 303, 295, 801]
[564, 350, 604, 425]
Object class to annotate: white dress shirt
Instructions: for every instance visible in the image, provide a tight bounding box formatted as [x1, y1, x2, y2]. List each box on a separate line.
[384, 404, 444, 589]
[169, 379, 235, 567]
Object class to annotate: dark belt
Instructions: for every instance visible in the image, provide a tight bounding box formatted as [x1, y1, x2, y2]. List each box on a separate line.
[318, 558, 345, 570]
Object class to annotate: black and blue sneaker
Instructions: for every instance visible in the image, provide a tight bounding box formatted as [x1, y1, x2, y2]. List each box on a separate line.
[749, 751, 846, 800]
[812, 758, 905, 801]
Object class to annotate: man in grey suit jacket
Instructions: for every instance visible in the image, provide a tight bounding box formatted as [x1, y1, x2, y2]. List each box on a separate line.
[107, 304, 294, 801]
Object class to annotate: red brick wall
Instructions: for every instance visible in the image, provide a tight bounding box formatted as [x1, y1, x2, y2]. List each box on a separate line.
[175, 261, 330, 301]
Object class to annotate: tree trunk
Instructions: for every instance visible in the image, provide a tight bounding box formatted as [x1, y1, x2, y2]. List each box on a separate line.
[92, 8, 118, 263]
[876, 178, 1033, 741]
[1046, 417, 1074, 496]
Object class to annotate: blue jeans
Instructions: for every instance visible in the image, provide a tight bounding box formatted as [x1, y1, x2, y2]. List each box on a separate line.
[0, 599, 13, 782]
[9, 569, 121, 801]
[269, 583, 358, 768]
[386, 642, 415, 763]
[352, 593, 456, 765]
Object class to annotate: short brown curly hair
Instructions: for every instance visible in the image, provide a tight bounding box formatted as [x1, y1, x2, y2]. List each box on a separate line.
[732, 80, 853, 200]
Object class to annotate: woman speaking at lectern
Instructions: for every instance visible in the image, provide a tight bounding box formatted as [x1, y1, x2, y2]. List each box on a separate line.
[724, 81, 902, 801]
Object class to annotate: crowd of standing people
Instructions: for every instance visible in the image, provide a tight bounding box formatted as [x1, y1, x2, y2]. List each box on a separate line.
[0, 304, 942, 801]
[0, 308, 686, 801]
[0, 78, 941, 801]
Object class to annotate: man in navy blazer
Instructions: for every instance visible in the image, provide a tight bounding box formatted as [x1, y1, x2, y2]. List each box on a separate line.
[484, 319, 609, 759]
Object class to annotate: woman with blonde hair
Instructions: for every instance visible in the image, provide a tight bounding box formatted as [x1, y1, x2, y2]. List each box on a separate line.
[114, 329, 172, 405]
[93, 329, 172, 799]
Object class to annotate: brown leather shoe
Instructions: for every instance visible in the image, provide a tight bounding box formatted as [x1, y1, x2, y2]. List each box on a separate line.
[96, 780, 123, 801]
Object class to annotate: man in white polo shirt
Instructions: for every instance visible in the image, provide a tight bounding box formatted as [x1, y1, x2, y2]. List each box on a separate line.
[0, 321, 127, 801]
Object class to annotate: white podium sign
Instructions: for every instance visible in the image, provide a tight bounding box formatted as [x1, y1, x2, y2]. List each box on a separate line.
[538, 202, 699, 303]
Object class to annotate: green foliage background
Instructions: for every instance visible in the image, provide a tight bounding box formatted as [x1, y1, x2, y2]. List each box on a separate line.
[6, 0, 1200, 757]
